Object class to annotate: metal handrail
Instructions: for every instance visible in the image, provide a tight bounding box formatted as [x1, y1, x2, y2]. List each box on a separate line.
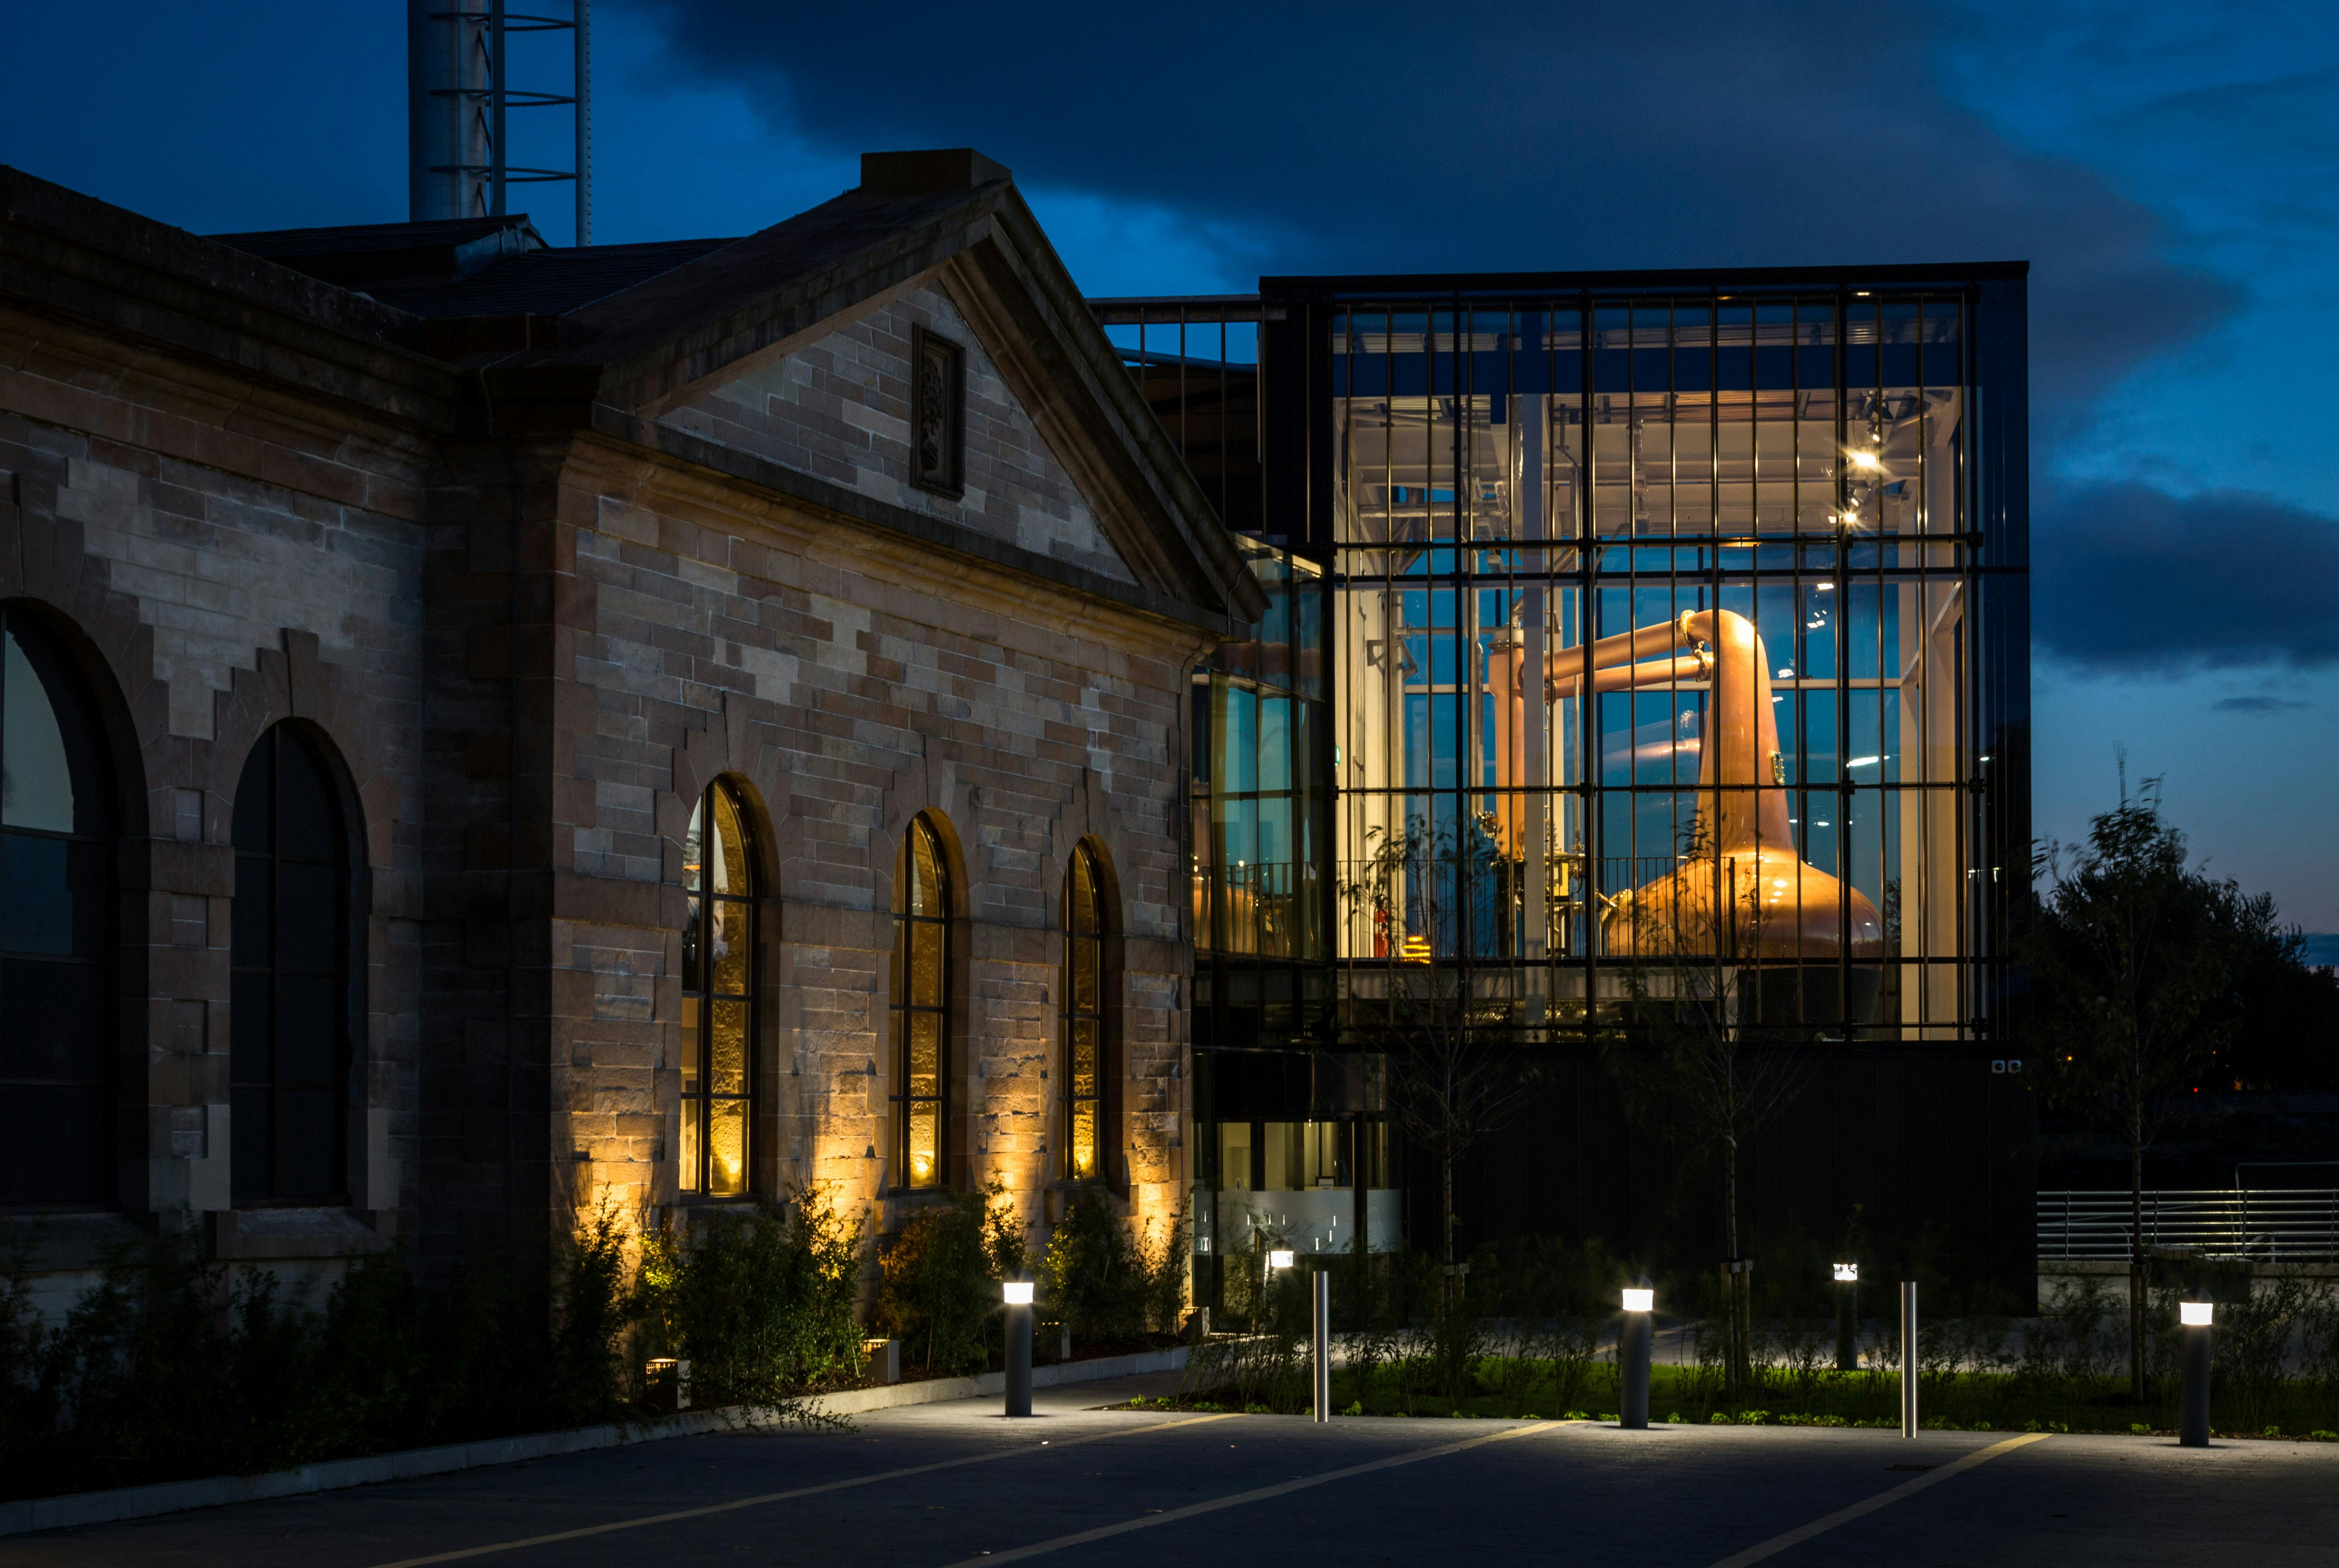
[2037, 1188, 2339, 1262]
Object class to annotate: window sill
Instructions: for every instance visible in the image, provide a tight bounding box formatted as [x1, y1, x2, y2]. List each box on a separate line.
[0, 1210, 146, 1272]
[214, 1206, 389, 1261]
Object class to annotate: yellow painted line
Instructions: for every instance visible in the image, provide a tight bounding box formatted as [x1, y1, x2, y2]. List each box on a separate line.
[1704, 1431, 2051, 1568]
[934, 1420, 1558, 1568]
[362, 1413, 1234, 1568]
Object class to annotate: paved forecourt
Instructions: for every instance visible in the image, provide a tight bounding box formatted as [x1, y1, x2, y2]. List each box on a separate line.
[9, 1376, 2335, 1568]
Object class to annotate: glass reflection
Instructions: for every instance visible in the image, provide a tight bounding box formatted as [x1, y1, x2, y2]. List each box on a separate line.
[679, 781, 755, 1196]
[893, 814, 951, 1188]
[0, 611, 110, 1208]
[1326, 294, 1975, 1036]
[1062, 844, 1107, 1182]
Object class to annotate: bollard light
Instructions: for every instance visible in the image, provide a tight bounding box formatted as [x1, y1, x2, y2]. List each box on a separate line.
[1832, 1261, 1860, 1372]
[1269, 1249, 1295, 1270]
[1002, 1280, 1035, 1417]
[2180, 1293, 2213, 1447]
[1310, 1266, 1332, 1423]
[1619, 1277, 1654, 1428]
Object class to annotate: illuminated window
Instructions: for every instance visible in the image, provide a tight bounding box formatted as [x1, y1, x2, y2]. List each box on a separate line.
[680, 779, 756, 1198]
[1061, 844, 1108, 1182]
[230, 725, 352, 1205]
[891, 814, 950, 1189]
[0, 611, 112, 1209]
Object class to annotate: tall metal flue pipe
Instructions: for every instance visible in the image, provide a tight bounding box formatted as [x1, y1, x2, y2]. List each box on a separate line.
[406, 0, 592, 243]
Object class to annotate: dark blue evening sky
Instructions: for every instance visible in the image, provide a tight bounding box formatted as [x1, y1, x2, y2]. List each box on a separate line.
[3, 1, 2333, 939]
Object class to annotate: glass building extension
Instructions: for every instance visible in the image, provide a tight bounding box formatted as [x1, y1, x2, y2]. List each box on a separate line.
[1098, 267, 2031, 1298]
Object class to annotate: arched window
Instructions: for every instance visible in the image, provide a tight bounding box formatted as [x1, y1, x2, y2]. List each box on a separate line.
[0, 611, 113, 1209]
[891, 814, 949, 1190]
[1061, 844, 1108, 1183]
[230, 725, 352, 1205]
[681, 779, 755, 1197]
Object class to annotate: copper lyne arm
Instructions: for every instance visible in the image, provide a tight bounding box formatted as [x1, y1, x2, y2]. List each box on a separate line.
[1486, 608, 1791, 857]
[1543, 649, 1713, 702]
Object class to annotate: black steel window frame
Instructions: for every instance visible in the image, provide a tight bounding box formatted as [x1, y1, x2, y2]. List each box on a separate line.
[1061, 842, 1106, 1183]
[679, 777, 756, 1198]
[1095, 266, 2026, 1053]
[230, 724, 352, 1206]
[0, 607, 114, 1211]
[891, 813, 951, 1190]
[1299, 277, 2007, 1045]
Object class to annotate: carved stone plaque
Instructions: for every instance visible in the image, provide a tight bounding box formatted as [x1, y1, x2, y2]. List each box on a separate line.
[909, 325, 965, 498]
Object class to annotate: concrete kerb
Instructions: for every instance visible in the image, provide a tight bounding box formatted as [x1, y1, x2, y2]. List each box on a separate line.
[0, 1345, 1189, 1538]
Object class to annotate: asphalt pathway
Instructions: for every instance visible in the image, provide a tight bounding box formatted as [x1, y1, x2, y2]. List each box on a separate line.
[6, 1376, 2333, 1567]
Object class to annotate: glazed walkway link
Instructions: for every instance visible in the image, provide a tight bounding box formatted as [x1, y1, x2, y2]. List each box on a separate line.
[9, 1375, 2334, 1568]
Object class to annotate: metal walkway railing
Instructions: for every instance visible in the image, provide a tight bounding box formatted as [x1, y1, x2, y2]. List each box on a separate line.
[2038, 1189, 2339, 1261]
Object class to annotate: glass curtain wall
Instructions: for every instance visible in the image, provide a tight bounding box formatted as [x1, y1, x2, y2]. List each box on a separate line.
[1329, 294, 1977, 1039]
[1099, 280, 2007, 1296]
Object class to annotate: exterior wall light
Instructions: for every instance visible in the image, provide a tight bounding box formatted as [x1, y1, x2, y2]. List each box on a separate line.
[1621, 1287, 1653, 1313]
[1834, 1262, 1859, 1283]
[2180, 1300, 2212, 1327]
[1004, 1281, 1035, 1305]
[1269, 1249, 1295, 1270]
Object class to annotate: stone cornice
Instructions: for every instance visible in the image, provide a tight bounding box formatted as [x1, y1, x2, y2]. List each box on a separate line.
[575, 410, 1242, 645]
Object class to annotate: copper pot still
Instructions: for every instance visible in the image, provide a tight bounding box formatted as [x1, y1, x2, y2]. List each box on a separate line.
[1491, 608, 1885, 1025]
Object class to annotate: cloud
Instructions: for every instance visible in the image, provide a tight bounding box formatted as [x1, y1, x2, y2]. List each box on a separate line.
[2035, 481, 2339, 672]
[618, 0, 2235, 416]
[2212, 695, 2313, 714]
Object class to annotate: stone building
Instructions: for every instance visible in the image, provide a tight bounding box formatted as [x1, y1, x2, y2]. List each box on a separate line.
[0, 149, 1259, 1303]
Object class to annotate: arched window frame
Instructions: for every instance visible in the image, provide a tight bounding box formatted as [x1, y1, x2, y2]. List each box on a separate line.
[680, 777, 758, 1199]
[0, 607, 115, 1211]
[891, 813, 951, 1191]
[1060, 843, 1110, 1185]
[230, 723, 354, 1206]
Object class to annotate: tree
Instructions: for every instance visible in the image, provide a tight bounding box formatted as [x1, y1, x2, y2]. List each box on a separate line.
[1343, 815, 1545, 1292]
[2027, 780, 2257, 1400]
[2220, 920, 2339, 1092]
[1599, 827, 1825, 1401]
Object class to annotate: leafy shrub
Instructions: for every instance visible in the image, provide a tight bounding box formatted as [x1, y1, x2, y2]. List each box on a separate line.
[0, 1191, 867, 1503]
[2214, 1276, 2329, 1433]
[877, 1180, 1026, 1376]
[635, 1186, 867, 1407]
[1042, 1187, 1148, 1343]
